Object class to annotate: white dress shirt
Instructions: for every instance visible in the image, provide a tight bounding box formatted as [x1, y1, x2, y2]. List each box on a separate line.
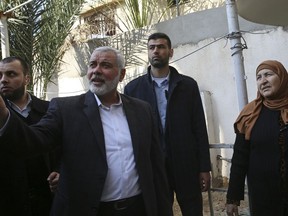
[94, 94, 141, 201]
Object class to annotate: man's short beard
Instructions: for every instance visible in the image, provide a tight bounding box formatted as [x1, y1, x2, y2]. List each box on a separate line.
[1, 85, 25, 101]
[89, 73, 120, 96]
[149, 58, 169, 69]
[151, 62, 167, 68]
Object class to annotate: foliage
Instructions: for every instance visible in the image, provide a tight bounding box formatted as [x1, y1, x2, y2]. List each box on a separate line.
[118, 0, 225, 30]
[0, 0, 84, 98]
[120, 0, 156, 29]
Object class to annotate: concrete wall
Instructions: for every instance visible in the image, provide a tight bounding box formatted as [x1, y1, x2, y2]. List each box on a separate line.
[50, 6, 288, 180]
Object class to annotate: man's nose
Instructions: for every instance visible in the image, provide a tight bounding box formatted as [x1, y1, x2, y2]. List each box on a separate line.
[153, 47, 159, 52]
[0, 74, 7, 83]
[92, 66, 102, 75]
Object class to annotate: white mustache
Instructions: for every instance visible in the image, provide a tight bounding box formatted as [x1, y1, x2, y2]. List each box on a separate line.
[90, 75, 105, 82]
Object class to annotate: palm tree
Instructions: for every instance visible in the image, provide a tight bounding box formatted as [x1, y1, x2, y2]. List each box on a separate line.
[0, 0, 84, 98]
[120, 0, 161, 29]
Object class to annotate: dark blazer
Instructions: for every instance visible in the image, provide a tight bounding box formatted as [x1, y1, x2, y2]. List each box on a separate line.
[2, 91, 172, 216]
[124, 66, 211, 212]
[0, 94, 58, 215]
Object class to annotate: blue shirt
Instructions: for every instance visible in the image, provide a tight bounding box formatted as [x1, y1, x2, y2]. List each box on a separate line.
[151, 73, 169, 130]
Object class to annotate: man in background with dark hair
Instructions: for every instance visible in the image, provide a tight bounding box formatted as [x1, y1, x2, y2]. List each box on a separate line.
[125, 32, 211, 216]
[0, 56, 59, 216]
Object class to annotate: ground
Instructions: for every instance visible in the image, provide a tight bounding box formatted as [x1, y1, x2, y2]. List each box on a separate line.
[173, 190, 250, 216]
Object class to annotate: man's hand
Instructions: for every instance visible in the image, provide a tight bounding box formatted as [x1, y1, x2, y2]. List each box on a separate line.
[199, 172, 211, 192]
[0, 95, 9, 128]
[226, 203, 239, 216]
[47, 171, 60, 193]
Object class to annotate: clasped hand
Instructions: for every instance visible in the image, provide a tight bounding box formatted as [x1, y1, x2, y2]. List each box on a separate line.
[226, 204, 239, 216]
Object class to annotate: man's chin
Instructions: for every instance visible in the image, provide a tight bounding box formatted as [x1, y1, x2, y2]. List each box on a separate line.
[151, 60, 166, 68]
[89, 86, 106, 96]
[152, 64, 165, 68]
[0, 92, 11, 99]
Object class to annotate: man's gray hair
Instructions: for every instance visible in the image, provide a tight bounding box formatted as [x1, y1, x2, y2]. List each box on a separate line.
[92, 46, 125, 69]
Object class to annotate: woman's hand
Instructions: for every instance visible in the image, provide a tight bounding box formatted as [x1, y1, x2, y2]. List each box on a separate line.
[226, 203, 239, 216]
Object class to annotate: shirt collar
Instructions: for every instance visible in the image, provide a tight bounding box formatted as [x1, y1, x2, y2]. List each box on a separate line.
[7, 93, 32, 111]
[151, 71, 170, 86]
[93, 93, 122, 109]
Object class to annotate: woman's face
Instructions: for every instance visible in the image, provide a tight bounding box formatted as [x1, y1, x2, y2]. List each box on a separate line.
[256, 68, 281, 99]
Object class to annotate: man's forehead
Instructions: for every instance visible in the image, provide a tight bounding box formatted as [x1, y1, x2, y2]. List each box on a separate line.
[90, 51, 116, 62]
[0, 61, 22, 72]
[0, 60, 20, 67]
[0, 62, 14, 70]
[148, 38, 168, 46]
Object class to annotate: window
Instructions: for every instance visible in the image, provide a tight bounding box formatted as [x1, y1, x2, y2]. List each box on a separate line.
[168, 0, 189, 7]
[83, 7, 116, 38]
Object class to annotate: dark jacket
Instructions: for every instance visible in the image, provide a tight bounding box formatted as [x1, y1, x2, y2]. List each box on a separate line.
[227, 106, 288, 215]
[2, 91, 172, 216]
[0, 94, 59, 216]
[124, 66, 211, 206]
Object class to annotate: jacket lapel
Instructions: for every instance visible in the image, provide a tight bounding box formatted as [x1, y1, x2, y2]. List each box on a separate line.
[121, 95, 140, 161]
[83, 91, 106, 158]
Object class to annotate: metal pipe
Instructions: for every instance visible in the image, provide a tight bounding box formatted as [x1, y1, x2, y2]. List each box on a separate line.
[225, 0, 248, 111]
[0, 15, 10, 58]
[175, 0, 180, 16]
[0, 0, 35, 58]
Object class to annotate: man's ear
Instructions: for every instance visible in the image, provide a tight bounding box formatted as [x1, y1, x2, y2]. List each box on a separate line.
[119, 69, 126, 82]
[24, 74, 30, 86]
[169, 48, 174, 58]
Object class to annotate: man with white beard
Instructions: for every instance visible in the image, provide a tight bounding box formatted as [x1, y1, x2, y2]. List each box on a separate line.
[0, 46, 172, 216]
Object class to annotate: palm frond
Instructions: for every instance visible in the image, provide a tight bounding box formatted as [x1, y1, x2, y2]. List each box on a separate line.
[1, 0, 84, 98]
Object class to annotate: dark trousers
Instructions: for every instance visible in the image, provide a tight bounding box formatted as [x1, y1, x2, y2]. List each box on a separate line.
[281, 198, 288, 216]
[165, 158, 203, 216]
[97, 194, 146, 216]
[24, 187, 52, 216]
[1, 190, 52, 216]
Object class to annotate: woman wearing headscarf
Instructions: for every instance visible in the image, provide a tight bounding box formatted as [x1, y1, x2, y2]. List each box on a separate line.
[226, 60, 288, 216]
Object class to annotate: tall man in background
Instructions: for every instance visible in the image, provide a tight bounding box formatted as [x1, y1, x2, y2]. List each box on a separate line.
[125, 32, 211, 216]
[0, 56, 59, 216]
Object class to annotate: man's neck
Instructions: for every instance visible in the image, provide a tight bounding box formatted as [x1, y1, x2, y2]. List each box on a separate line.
[98, 91, 120, 108]
[150, 65, 170, 78]
[11, 92, 29, 110]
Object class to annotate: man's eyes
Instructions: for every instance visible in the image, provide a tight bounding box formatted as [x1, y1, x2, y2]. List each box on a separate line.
[149, 45, 165, 49]
[0, 72, 17, 78]
[89, 63, 112, 68]
[7, 72, 17, 77]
